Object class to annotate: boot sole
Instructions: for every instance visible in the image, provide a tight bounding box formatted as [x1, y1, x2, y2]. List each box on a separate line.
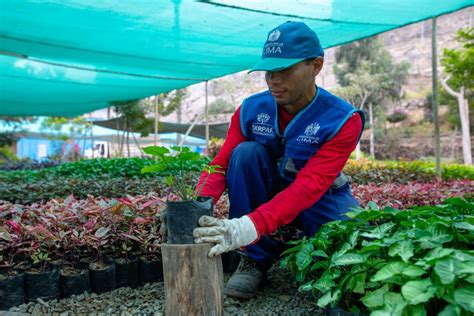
[224, 287, 258, 299]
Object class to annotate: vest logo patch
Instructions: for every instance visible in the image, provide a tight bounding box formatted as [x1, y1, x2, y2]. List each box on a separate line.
[297, 122, 320, 144]
[257, 113, 270, 124]
[252, 113, 274, 137]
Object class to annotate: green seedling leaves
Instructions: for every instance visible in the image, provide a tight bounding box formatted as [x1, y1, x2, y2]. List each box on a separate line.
[388, 240, 414, 263]
[281, 198, 474, 314]
[401, 279, 436, 305]
[453, 286, 474, 312]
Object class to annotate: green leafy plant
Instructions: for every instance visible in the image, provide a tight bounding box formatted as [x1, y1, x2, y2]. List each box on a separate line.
[141, 146, 222, 200]
[31, 248, 51, 272]
[281, 198, 474, 315]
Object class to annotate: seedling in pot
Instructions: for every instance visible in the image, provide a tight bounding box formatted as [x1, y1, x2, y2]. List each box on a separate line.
[141, 146, 224, 244]
[0, 223, 31, 277]
[86, 227, 111, 270]
[141, 146, 223, 200]
[30, 248, 51, 273]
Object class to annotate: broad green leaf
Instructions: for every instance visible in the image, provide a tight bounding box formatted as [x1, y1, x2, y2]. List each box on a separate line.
[360, 222, 396, 239]
[95, 227, 110, 238]
[143, 146, 169, 157]
[445, 197, 472, 210]
[372, 262, 425, 282]
[296, 243, 314, 270]
[401, 279, 436, 305]
[313, 273, 336, 292]
[178, 152, 200, 161]
[354, 210, 384, 221]
[434, 258, 456, 284]
[347, 272, 366, 294]
[172, 146, 190, 152]
[418, 225, 453, 249]
[299, 280, 313, 292]
[349, 230, 359, 247]
[141, 164, 166, 174]
[367, 201, 380, 210]
[453, 221, 474, 231]
[317, 289, 340, 308]
[279, 256, 290, 269]
[401, 265, 426, 278]
[362, 285, 388, 308]
[438, 304, 461, 316]
[310, 260, 329, 271]
[422, 247, 454, 262]
[371, 262, 404, 282]
[453, 286, 474, 312]
[280, 244, 303, 256]
[371, 292, 407, 316]
[388, 240, 414, 263]
[454, 259, 474, 274]
[311, 249, 328, 258]
[403, 304, 427, 316]
[466, 275, 474, 283]
[295, 269, 306, 282]
[453, 250, 474, 262]
[331, 253, 364, 267]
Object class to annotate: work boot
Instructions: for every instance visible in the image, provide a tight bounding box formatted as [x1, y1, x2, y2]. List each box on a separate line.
[224, 255, 267, 299]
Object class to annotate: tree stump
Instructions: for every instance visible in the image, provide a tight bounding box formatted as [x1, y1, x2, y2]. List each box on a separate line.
[162, 243, 224, 316]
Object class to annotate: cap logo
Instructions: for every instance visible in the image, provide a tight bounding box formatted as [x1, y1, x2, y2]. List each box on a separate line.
[268, 29, 281, 42]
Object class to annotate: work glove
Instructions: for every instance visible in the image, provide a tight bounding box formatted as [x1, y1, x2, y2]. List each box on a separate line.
[193, 215, 258, 257]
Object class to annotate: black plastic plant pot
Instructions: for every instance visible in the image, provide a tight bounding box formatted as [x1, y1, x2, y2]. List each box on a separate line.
[166, 196, 213, 244]
[60, 264, 91, 298]
[88, 261, 116, 294]
[115, 257, 139, 288]
[138, 256, 163, 285]
[25, 268, 60, 302]
[0, 272, 25, 309]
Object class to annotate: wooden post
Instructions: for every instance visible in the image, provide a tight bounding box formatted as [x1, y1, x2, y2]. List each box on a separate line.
[162, 243, 224, 316]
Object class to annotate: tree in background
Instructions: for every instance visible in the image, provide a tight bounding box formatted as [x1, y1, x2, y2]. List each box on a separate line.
[110, 99, 151, 157]
[441, 27, 473, 165]
[40, 117, 92, 161]
[333, 37, 409, 159]
[208, 98, 234, 115]
[0, 116, 36, 127]
[110, 88, 187, 157]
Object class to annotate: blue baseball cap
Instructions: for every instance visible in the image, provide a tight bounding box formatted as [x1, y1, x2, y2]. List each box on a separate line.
[249, 21, 324, 73]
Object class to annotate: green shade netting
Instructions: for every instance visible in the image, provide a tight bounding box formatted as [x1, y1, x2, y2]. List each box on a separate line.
[0, 0, 472, 116]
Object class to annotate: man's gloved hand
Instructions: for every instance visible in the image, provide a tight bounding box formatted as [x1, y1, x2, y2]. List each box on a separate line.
[193, 215, 258, 257]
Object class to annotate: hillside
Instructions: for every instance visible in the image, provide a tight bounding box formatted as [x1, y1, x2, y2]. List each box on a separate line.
[166, 7, 473, 125]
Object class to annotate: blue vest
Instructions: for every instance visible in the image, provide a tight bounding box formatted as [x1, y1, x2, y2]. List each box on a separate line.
[240, 87, 365, 182]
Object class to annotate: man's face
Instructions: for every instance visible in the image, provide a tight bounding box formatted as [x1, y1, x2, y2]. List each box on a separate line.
[265, 58, 323, 107]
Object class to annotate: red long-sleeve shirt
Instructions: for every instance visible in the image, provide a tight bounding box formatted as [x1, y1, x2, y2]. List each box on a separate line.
[197, 103, 362, 237]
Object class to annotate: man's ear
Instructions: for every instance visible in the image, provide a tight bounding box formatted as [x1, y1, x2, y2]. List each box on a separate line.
[313, 57, 324, 76]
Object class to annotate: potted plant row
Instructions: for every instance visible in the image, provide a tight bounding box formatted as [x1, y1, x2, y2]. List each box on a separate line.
[0, 194, 166, 310]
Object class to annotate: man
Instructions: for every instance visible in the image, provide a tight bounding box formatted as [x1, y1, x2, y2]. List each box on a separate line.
[193, 21, 365, 299]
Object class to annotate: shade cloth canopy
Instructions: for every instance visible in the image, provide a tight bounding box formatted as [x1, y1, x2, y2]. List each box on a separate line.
[94, 117, 230, 139]
[0, 0, 472, 116]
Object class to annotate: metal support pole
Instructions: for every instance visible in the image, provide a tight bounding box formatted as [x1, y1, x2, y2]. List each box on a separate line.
[431, 17, 441, 179]
[205, 80, 210, 155]
[154, 97, 158, 147]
